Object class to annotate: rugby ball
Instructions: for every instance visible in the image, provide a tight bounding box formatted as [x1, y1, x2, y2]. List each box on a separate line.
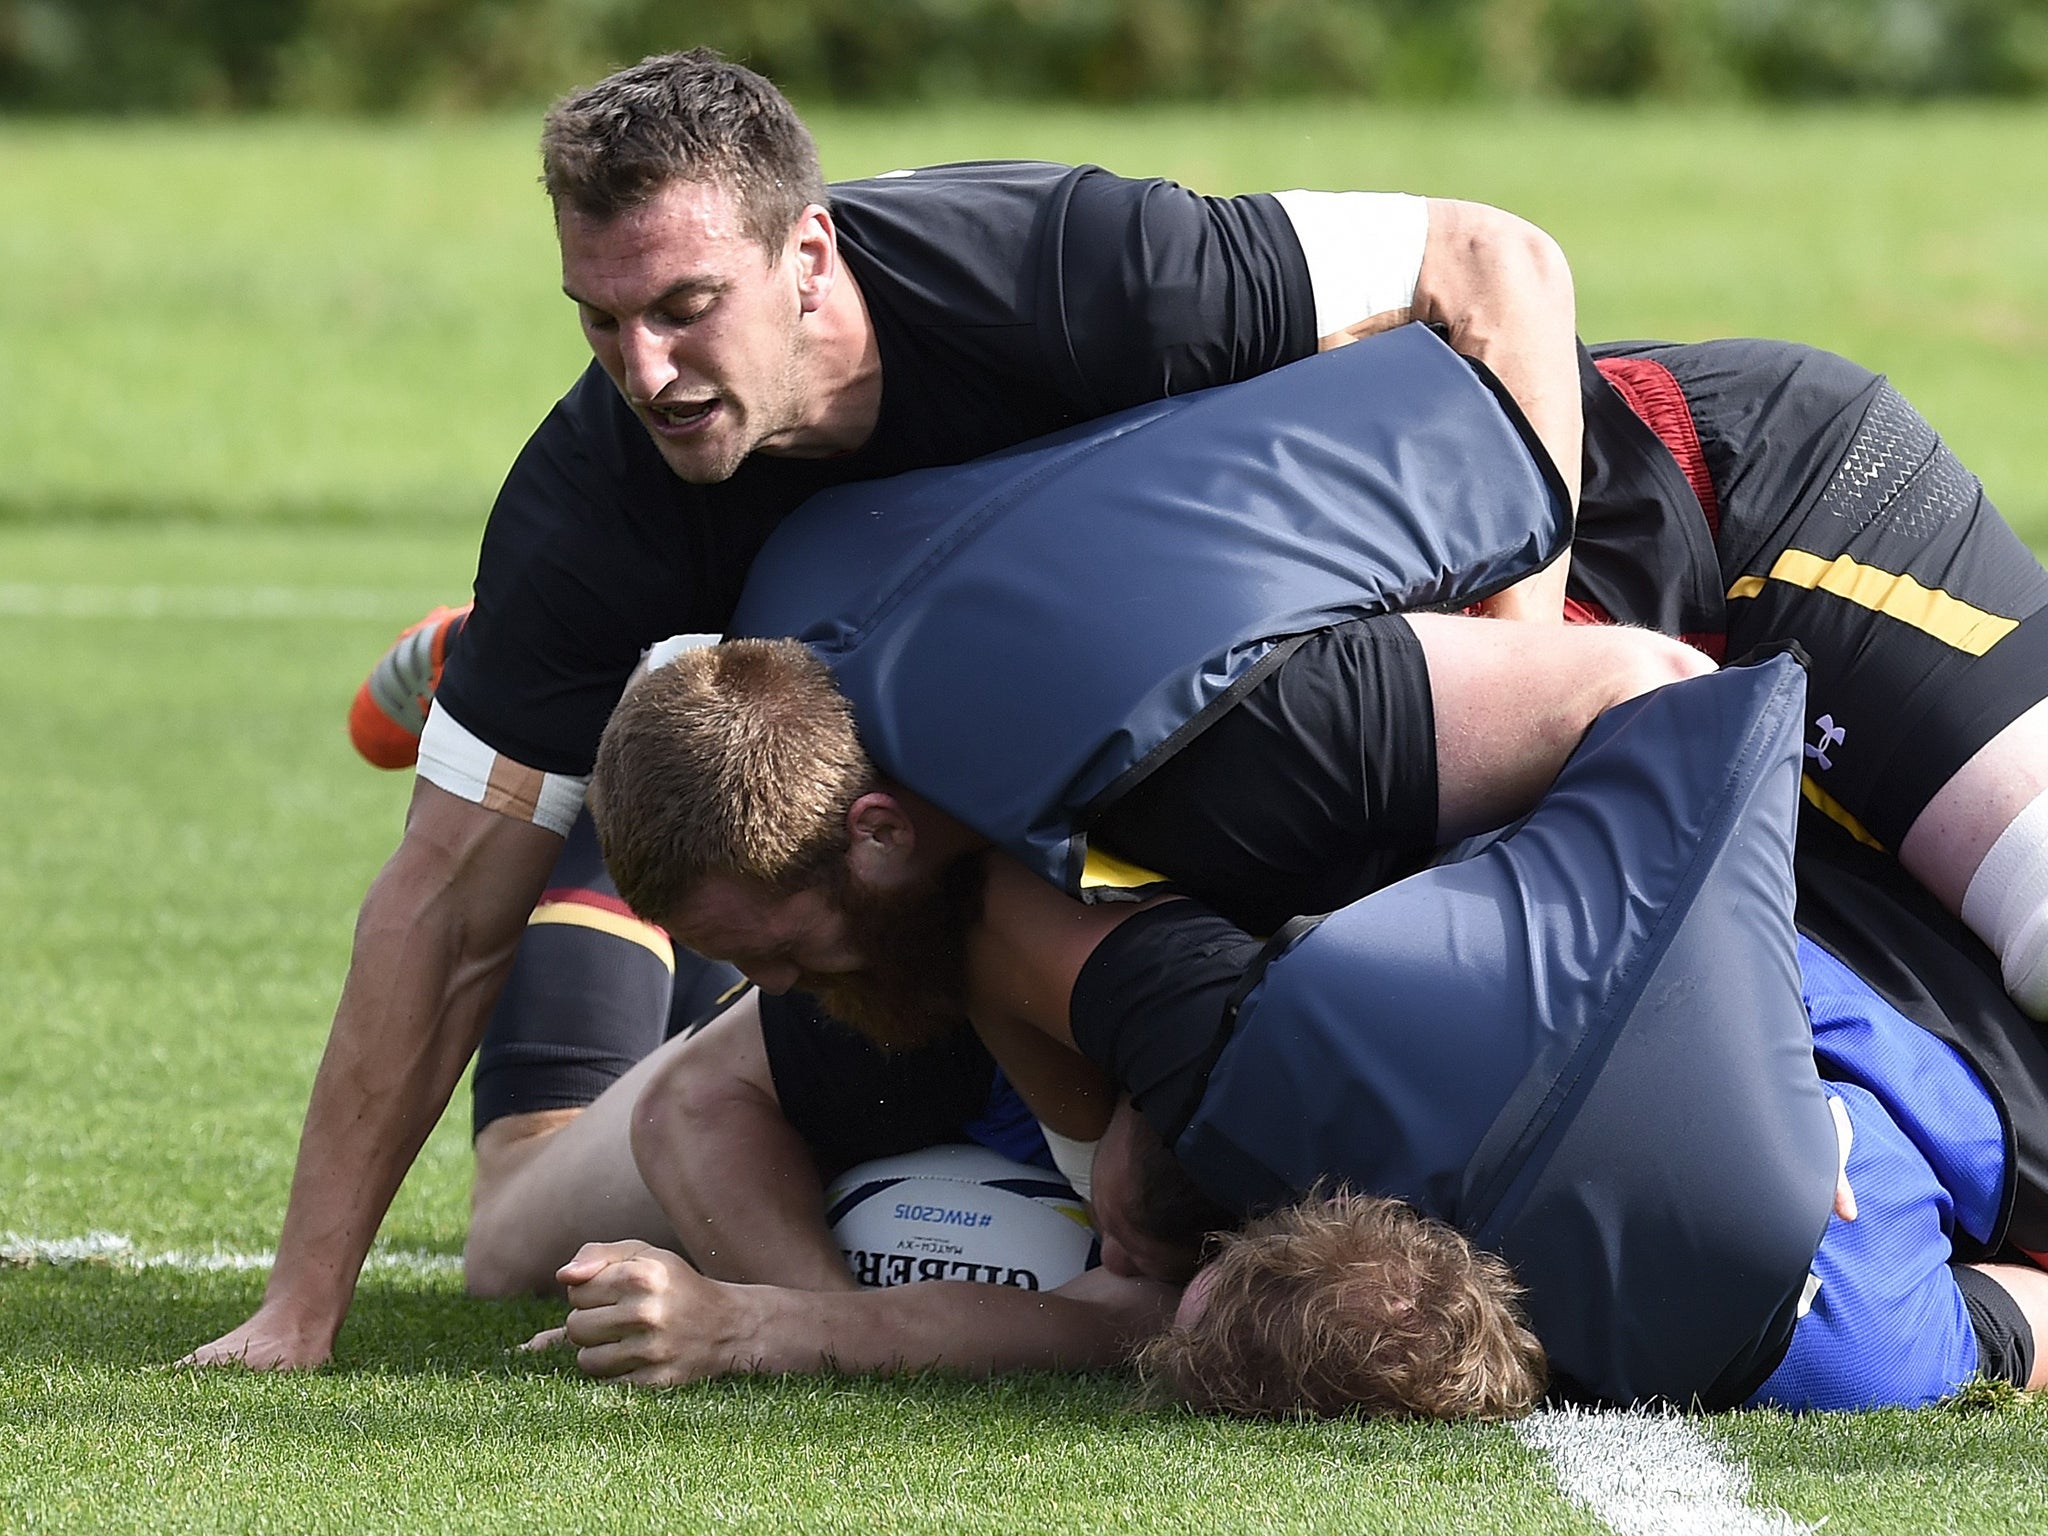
[824, 1144, 1096, 1292]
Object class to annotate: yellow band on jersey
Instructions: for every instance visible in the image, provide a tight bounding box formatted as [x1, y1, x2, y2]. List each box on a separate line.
[1729, 550, 2020, 656]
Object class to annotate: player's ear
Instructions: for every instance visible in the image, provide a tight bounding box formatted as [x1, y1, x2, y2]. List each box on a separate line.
[845, 790, 915, 879]
[791, 204, 836, 314]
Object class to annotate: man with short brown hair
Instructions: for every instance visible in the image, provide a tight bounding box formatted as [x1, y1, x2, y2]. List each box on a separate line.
[541, 51, 826, 250]
[593, 636, 876, 913]
[188, 44, 1588, 1370]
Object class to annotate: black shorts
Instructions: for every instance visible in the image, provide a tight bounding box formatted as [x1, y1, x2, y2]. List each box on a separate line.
[1654, 340, 2048, 852]
[470, 809, 745, 1135]
[1068, 900, 1263, 1140]
[1089, 613, 1437, 936]
[757, 991, 1017, 1177]
[1954, 1263, 2037, 1389]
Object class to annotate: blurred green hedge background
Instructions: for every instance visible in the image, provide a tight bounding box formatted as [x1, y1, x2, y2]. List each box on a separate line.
[7, 0, 2048, 113]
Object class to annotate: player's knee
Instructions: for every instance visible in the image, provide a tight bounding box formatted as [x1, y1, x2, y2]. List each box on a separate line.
[628, 1049, 701, 1182]
[464, 1108, 585, 1297]
[463, 1203, 563, 1298]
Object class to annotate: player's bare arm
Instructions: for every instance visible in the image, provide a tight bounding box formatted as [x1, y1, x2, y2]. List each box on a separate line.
[1403, 612, 1712, 837]
[181, 781, 562, 1369]
[967, 860, 1166, 1059]
[527, 1240, 1175, 1385]
[963, 614, 1714, 1067]
[966, 1006, 1116, 1146]
[1302, 196, 1581, 623]
[627, 990, 864, 1290]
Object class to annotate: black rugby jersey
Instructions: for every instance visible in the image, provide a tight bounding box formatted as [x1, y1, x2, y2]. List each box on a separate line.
[435, 162, 1316, 778]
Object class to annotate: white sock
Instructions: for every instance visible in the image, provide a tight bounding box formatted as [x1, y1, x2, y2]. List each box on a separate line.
[1960, 788, 2048, 1020]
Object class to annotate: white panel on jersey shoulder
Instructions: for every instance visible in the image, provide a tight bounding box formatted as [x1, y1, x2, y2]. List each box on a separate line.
[1271, 189, 1429, 342]
[825, 1144, 1096, 1292]
[417, 706, 588, 836]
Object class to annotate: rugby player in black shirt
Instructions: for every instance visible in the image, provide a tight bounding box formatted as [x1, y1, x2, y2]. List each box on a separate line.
[185, 48, 1587, 1371]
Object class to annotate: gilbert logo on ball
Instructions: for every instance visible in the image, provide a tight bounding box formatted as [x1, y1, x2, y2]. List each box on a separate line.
[824, 1144, 1096, 1291]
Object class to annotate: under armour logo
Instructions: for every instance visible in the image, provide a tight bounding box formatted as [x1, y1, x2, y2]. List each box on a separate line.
[1806, 715, 1846, 771]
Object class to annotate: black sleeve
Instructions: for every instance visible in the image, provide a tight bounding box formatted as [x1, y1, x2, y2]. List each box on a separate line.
[1045, 168, 1318, 413]
[435, 363, 795, 776]
[1069, 900, 1264, 1141]
[758, 991, 1001, 1177]
[1089, 614, 1437, 935]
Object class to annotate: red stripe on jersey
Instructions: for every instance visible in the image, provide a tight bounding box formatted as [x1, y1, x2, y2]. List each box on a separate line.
[1595, 356, 1722, 540]
[536, 886, 642, 923]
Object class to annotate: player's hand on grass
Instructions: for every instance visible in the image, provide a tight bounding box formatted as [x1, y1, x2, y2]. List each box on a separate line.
[524, 1240, 757, 1386]
[178, 1302, 334, 1371]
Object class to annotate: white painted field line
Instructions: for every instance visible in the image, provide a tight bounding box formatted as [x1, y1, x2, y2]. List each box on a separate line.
[0, 583, 447, 621]
[1516, 1407, 1816, 1536]
[1, 1231, 462, 1279]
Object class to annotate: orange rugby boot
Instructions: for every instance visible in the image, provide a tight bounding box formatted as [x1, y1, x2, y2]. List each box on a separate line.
[347, 602, 472, 769]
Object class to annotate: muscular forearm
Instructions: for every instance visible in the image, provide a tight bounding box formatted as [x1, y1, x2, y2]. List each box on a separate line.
[261, 876, 521, 1340]
[723, 1274, 1167, 1378]
[551, 1244, 1175, 1385]
[185, 782, 561, 1368]
[629, 996, 858, 1291]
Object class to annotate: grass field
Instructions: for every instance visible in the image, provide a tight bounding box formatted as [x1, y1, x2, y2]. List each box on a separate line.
[5, 107, 2048, 1532]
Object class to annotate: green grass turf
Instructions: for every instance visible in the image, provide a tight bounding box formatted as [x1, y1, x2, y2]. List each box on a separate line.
[1728, 1398, 2048, 1533]
[7, 510, 2048, 1536]
[6, 110, 2048, 1531]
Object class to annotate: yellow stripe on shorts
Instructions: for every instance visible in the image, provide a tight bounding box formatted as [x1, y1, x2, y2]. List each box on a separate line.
[527, 901, 676, 971]
[1800, 774, 1885, 851]
[1728, 550, 2019, 656]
